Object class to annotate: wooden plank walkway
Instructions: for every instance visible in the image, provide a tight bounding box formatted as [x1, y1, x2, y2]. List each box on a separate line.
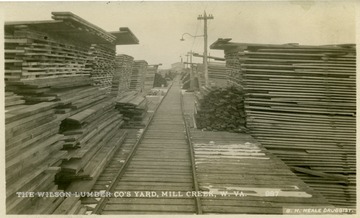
[82, 80, 197, 214]
[79, 80, 334, 215]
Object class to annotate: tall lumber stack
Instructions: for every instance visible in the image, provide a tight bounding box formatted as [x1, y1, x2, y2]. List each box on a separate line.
[5, 11, 140, 214]
[4, 22, 94, 215]
[224, 49, 244, 89]
[144, 65, 158, 93]
[87, 44, 116, 92]
[112, 54, 134, 96]
[129, 60, 148, 92]
[194, 86, 246, 132]
[207, 63, 228, 87]
[55, 97, 126, 184]
[5, 99, 67, 214]
[153, 72, 167, 88]
[5, 26, 90, 83]
[115, 91, 148, 128]
[195, 63, 228, 88]
[211, 39, 356, 208]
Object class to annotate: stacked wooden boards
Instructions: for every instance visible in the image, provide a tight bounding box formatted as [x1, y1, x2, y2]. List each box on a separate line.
[115, 91, 148, 128]
[112, 54, 134, 96]
[194, 86, 246, 132]
[197, 63, 229, 88]
[56, 97, 126, 185]
[5, 25, 90, 83]
[223, 49, 244, 89]
[4, 11, 140, 214]
[87, 44, 116, 92]
[211, 40, 356, 208]
[130, 60, 148, 92]
[144, 65, 158, 93]
[243, 44, 356, 208]
[5, 99, 67, 214]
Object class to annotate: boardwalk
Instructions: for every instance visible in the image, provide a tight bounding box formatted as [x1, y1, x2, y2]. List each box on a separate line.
[80, 80, 332, 215]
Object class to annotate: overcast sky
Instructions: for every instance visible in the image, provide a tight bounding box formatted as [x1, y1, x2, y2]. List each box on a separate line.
[1, 1, 357, 69]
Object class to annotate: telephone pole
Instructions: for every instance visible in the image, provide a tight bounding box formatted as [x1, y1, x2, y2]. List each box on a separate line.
[188, 51, 195, 91]
[198, 11, 213, 87]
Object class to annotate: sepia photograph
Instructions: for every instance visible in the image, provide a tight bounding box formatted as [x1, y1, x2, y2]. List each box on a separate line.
[1, 0, 357, 216]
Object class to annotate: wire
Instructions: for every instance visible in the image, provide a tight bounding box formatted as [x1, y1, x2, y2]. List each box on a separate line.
[191, 19, 201, 51]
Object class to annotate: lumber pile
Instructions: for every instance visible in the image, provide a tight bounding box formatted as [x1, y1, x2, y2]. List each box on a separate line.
[112, 54, 134, 96]
[4, 11, 141, 214]
[153, 72, 167, 88]
[224, 49, 244, 88]
[5, 25, 90, 83]
[87, 44, 116, 92]
[129, 60, 148, 92]
[197, 63, 229, 87]
[115, 91, 148, 128]
[213, 40, 356, 208]
[242, 44, 356, 208]
[55, 97, 126, 184]
[207, 63, 228, 87]
[144, 65, 158, 93]
[194, 86, 246, 132]
[5, 92, 25, 109]
[5, 100, 67, 214]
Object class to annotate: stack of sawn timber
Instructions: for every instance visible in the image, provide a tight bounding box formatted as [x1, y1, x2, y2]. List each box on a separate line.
[239, 44, 356, 208]
[129, 60, 148, 92]
[56, 98, 126, 184]
[87, 44, 116, 93]
[5, 98, 67, 214]
[224, 48, 244, 88]
[115, 91, 148, 128]
[194, 86, 246, 132]
[197, 63, 229, 87]
[144, 65, 157, 93]
[5, 12, 130, 214]
[4, 24, 95, 215]
[5, 25, 91, 83]
[111, 54, 134, 96]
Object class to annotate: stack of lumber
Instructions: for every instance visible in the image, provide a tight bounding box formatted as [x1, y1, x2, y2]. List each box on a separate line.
[56, 97, 126, 184]
[197, 63, 229, 87]
[4, 23, 110, 115]
[224, 49, 245, 89]
[207, 63, 228, 87]
[194, 86, 246, 132]
[87, 44, 116, 92]
[115, 91, 148, 128]
[111, 54, 134, 96]
[129, 60, 148, 92]
[240, 44, 356, 208]
[4, 11, 137, 214]
[5, 92, 25, 109]
[144, 65, 158, 93]
[5, 25, 90, 83]
[5, 100, 67, 214]
[153, 72, 167, 88]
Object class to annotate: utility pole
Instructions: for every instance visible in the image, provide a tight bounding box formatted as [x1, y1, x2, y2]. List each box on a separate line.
[198, 11, 213, 87]
[185, 53, 190, 69]
[188, 51, 195, 91]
